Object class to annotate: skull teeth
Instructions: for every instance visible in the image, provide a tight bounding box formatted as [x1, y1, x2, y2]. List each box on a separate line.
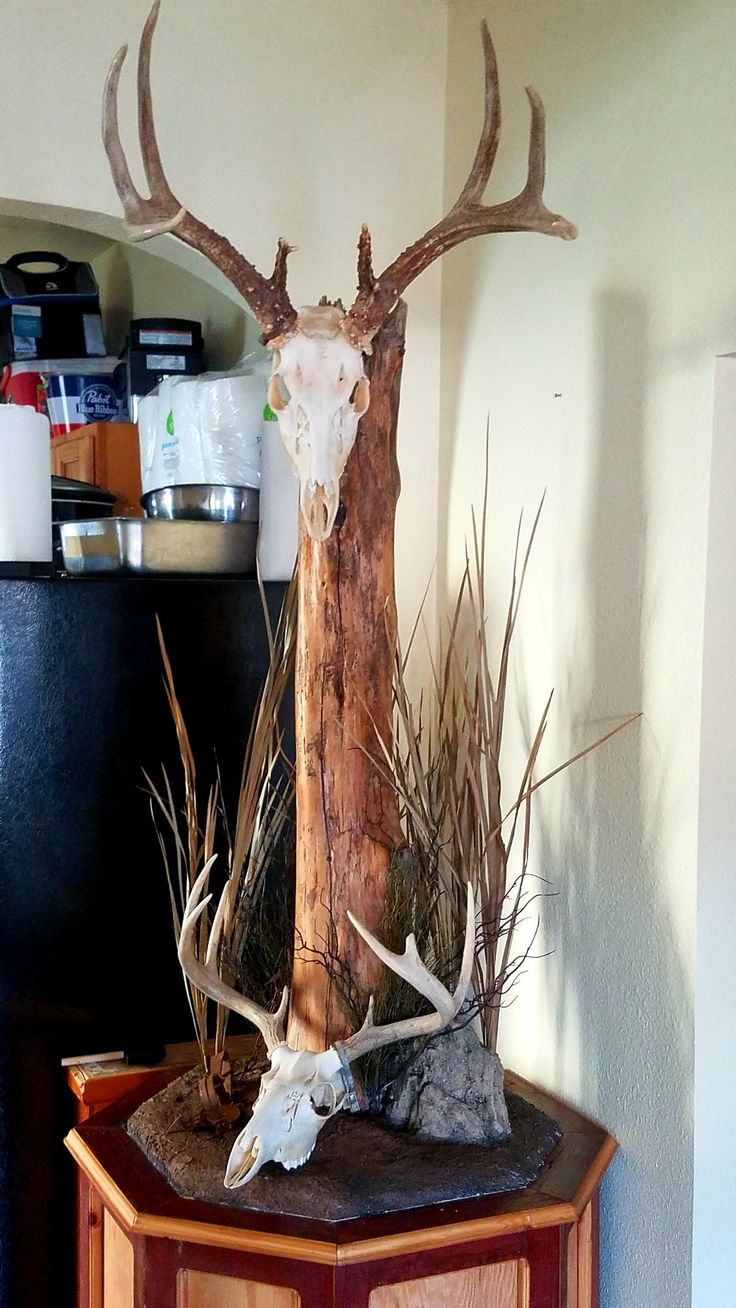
[281, 1146, 315, 1172]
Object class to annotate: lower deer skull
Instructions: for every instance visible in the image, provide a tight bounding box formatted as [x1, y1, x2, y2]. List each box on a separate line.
[222, 1046, 345, 1186]
[267, 304, 370, 542]
[179, 866, 475, 1188]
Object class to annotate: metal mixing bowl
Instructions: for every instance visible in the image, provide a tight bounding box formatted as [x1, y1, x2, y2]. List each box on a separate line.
[141, 484, 259, 524]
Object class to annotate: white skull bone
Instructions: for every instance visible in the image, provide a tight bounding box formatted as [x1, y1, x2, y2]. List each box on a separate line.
[223, 1046, 345, 1187]
[179, 866, 476, 1189]
[268, 304, 370, 542]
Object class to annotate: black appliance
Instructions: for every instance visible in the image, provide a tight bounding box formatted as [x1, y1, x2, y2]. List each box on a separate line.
[0, 575, 288, 1308]
[116, 317, 205, 421]
[0, 251, 106, 366]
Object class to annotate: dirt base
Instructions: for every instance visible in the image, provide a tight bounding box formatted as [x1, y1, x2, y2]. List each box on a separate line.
[126, 1061, 562, 1221]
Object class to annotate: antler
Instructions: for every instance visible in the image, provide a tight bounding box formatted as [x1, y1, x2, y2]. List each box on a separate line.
[103, 0, 297, 344]
[343, 22, 577, 350]
[339, 883, 476, 1062]
[178, 860, 289, 1054]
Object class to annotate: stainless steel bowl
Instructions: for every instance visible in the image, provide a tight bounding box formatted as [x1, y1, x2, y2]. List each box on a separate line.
[141, 484, 259, 524]
[60, 518, 257, 576]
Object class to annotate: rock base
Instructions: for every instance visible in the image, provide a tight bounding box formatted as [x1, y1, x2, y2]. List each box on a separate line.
[380, 1027, 511, 1144]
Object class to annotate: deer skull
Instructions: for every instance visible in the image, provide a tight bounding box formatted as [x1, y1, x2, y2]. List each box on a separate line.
[105, 6, 576, 534]
[223, 1046, 345, 1186]
[179, 866, 475, 1188]
[267, 305, 370, 542]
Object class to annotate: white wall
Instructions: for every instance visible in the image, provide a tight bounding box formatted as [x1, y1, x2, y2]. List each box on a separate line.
[0, 0, 447, 629]
[692, 356, 736, 1306]
[442, 1, 736, 1304]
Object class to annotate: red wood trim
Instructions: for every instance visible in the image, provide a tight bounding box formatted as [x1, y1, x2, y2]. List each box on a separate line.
[141, 1233, 336, 1308]
[591, 1193, 600, 1308]
[332, 1225, 564, 1307]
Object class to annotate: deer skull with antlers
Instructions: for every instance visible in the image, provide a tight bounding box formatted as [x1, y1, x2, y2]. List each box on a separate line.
[103, 0, 575, 542]
[104, 4, 576, 1177]
[180, 863, 475, 1186]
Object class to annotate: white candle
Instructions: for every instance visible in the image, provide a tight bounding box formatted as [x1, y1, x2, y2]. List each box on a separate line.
[0, 405, 52, 562]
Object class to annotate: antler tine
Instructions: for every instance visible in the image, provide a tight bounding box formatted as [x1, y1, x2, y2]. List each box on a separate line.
[340, 883, 476, 1063]
[136, 0, 180, 217]
[178, 860, 288, 1054]
[103, 43, 150, 232]
[343, 23, 576, 351]
[102, 1, 297, 342]
[455, 19, 502, 208]
[524, 86, 546, 199]
[102, 5, 183, 241]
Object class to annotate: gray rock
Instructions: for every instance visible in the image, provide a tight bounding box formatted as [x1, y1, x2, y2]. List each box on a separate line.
[381, 1025, 511, 1144]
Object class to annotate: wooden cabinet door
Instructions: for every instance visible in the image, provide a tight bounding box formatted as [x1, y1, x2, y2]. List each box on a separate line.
[369, 1261, 528, 1308]
[54, 431, 96, 484]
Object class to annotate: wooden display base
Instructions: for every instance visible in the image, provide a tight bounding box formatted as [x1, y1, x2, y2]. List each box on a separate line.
[65, 1069, 615, 1308]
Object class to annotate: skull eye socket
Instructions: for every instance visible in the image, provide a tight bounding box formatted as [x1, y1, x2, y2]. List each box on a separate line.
[309, 1083, 337, 1117]
[350, 376, 370, 416]
[268, 372, 291, 412]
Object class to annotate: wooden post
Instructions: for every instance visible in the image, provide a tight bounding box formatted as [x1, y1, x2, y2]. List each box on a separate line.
[288, 302, 407, 1050]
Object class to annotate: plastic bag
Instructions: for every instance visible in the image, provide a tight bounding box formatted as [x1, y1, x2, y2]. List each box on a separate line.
[138, 354, 264, 493]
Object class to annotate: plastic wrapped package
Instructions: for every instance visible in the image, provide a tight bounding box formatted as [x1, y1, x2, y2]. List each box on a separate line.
[138, 377, 204, 490]
[138, 363, 263, 494]
[171, 379, 205, 480]
[197, 372, 262, 488]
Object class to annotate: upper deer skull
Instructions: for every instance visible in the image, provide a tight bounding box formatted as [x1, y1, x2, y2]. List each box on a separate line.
[179, 864, 475, 1187]
[103, 2, 575, 545]
[267, 305, 370, 542]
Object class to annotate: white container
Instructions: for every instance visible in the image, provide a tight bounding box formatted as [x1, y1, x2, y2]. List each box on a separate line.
[0, 405, 52, 561]
[257, 409, 299, 581]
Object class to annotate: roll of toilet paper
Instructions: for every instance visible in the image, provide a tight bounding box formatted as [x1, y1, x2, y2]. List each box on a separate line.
[257, 414, 299, 580]
[0, 405, 52, 562]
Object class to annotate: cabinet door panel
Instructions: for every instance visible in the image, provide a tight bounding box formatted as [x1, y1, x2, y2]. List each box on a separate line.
[55, 431, 96, 484]
[369, 1259, 528, 1308]
[177, 1269, 300, 1307]
[102, 1210, 133, 1308]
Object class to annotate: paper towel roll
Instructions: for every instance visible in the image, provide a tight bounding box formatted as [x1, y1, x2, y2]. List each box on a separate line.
[198, 374, 263, 487]
[140, 377, 205, 493]
[257, 416, 299, 581]
[170, 378, 205, 483]
[0, 406, 52, 562]
[137, 393, 158, 487]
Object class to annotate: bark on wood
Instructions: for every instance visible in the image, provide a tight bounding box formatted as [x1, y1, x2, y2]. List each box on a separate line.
[287, 301, 407, 1051]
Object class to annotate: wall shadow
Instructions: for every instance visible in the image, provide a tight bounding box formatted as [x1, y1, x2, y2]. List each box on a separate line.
[537, 290, 693, 1306]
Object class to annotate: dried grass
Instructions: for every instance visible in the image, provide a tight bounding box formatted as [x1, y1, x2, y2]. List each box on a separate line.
[145, 574, 297, 1069]
[365, 471, 638, 1053]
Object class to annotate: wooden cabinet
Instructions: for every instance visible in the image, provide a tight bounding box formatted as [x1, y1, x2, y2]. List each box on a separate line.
[50, 422, 143, 515]
[66, 1069, 615, 1308]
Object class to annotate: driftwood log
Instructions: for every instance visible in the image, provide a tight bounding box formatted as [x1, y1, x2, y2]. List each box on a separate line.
[289, 303, 406, 1048]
